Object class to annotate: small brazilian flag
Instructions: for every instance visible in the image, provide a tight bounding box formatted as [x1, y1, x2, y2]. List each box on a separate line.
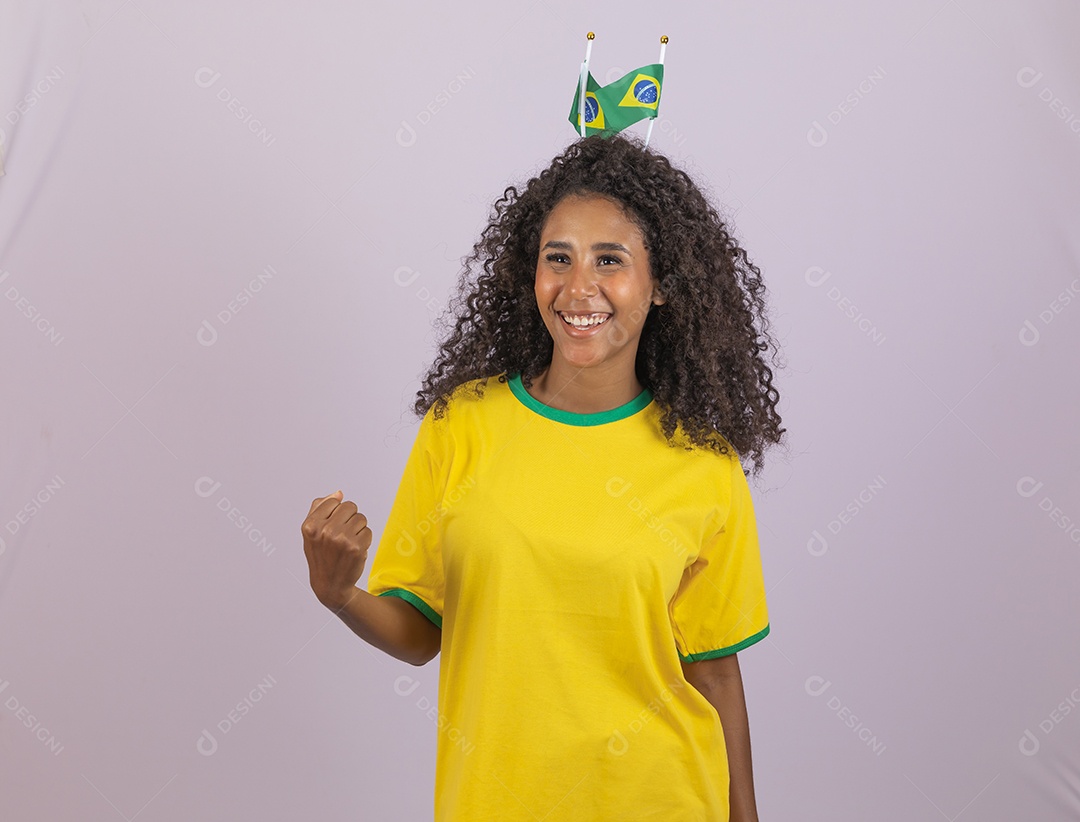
[568, 63, 664, 137]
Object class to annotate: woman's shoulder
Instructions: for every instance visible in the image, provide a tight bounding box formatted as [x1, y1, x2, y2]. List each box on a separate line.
[421, 372, 512, 429]
[443, 371, 513, 408]
[661, 411, 743, 469]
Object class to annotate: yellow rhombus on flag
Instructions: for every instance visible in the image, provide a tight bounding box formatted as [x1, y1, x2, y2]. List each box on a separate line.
[569, 63, 664, 136]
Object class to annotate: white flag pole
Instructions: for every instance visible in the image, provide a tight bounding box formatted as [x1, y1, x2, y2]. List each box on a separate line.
[643, 35, 668, 149]
[579, 31, 595, 138]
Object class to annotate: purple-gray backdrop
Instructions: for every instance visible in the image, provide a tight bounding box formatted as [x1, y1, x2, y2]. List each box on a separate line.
[2, 1, 1078, 819]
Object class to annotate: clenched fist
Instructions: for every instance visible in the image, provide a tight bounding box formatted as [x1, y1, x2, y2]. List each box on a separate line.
[301, 490, 372, 610]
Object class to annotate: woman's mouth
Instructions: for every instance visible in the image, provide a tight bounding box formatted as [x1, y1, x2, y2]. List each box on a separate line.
[557, 311, 611, 336]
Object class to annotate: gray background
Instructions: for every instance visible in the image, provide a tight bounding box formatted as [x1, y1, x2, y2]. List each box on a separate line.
[2, 1, 1078, 819]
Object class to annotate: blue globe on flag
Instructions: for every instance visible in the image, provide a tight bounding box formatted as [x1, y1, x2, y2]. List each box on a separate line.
[633, 79, 658, 105]
[585, 96, 600, 123]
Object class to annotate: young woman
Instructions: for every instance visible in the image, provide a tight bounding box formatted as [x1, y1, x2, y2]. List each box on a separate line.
[302, 133, 787, 821]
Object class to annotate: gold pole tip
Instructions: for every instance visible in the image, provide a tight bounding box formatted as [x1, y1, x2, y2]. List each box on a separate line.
[587, 31, 595, 40]
[660, 35, 669, 44]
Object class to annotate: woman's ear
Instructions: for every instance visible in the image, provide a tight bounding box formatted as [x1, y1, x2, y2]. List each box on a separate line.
[652, 286, 666, 306]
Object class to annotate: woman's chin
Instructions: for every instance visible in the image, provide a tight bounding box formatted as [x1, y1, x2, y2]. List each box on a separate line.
[554, 347, 611, 370]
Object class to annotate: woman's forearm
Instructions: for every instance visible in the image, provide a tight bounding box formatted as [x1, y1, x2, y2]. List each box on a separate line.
[325, 587, 442, 666]
[699, 673, 759, 822]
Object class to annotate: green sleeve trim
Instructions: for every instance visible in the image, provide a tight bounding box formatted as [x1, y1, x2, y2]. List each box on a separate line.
[679, 623, 770, 663]
[377, 588, 442, 629]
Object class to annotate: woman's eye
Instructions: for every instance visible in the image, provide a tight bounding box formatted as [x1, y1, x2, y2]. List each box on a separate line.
[543, 253, 621, 266]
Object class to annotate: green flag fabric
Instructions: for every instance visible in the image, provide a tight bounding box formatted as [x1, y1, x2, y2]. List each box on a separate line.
[568, 63, 664, 137]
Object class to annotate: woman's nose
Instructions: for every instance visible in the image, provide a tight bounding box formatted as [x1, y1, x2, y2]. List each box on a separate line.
[565, 263, 598, 298]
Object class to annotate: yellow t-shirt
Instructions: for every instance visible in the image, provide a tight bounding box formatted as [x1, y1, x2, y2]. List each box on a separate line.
[367, 372, 770, 821]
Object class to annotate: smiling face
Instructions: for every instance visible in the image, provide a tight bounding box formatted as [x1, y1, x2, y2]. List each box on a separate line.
[534, 193, 665, 376]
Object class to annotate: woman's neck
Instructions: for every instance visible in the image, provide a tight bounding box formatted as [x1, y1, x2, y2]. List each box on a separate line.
[527, 361, 645, 415]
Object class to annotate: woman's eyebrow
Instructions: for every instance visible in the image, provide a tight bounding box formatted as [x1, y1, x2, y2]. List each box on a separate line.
[541, 240, 632, 254]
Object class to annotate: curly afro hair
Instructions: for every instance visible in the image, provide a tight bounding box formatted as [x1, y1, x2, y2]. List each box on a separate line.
[412, 131, 787, 476]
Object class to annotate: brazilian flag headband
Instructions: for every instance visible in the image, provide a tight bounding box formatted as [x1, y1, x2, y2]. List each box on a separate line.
[568, 32, 668, 146]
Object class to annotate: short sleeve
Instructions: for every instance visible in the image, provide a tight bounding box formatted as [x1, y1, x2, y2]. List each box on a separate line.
[365, 406, 448, 629]
[669, 450, 770, 662]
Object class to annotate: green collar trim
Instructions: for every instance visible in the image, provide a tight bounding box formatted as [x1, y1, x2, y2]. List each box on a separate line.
[507, 372, 653, 426]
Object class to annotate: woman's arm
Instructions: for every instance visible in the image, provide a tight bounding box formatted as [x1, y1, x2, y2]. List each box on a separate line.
[681, 653, 760, 822]
[328, 588, 442, 667]
[301, 493, 442, 666]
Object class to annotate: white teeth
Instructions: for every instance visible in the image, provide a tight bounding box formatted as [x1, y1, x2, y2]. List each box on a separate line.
[560, 312, 609, 328]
